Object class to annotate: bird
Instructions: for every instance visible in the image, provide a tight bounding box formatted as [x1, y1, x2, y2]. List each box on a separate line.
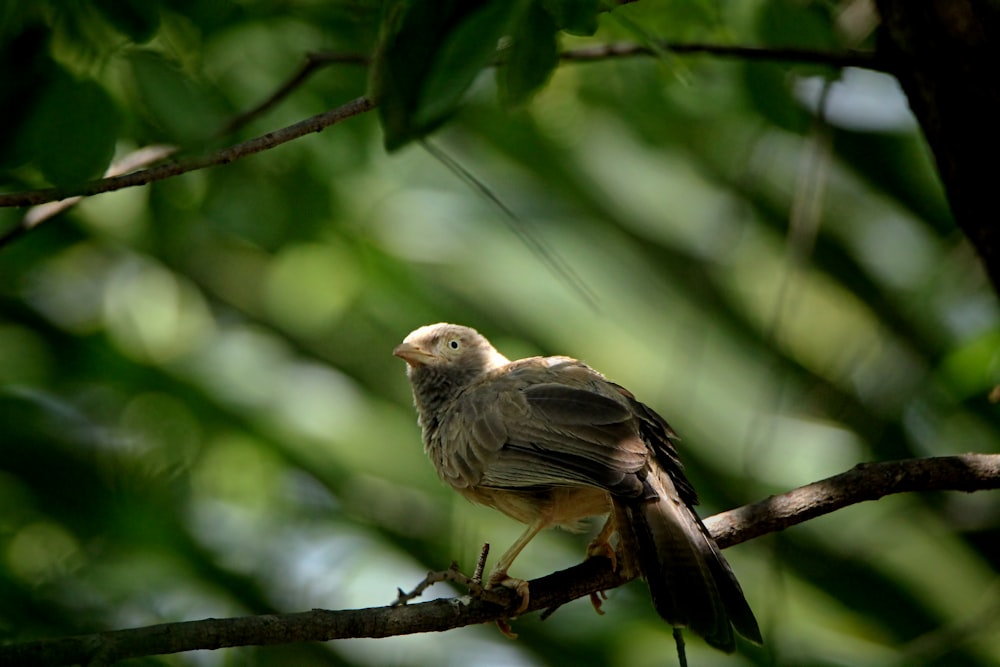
[394, 322, 762, 652]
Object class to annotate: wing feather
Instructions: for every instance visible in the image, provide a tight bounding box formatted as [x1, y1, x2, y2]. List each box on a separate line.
[439, 358, 652, 497]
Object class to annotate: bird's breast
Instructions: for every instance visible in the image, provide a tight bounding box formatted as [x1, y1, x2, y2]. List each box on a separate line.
[458, 485, 612, 530]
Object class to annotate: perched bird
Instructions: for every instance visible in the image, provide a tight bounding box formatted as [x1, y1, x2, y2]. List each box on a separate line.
[394, 323, 761, 651]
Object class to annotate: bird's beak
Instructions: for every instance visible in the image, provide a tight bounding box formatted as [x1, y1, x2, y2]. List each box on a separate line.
[393, 342, 436, 367]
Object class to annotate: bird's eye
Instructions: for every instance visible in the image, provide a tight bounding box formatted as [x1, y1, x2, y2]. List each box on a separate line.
[448, 340, 460, 350]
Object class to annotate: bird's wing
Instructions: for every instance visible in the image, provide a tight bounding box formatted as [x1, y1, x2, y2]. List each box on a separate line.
[610, 381, 699, 506]
[438, 357, 653, 497]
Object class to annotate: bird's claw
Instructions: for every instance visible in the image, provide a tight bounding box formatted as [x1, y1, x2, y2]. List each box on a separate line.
[484, 570, 529, 638]
[585, 538, 618, 572]
[495, 617, 518, 639]
[585, 538, 615, 616]
[589, 589, 608, 615]
[487, 572, 531, 615]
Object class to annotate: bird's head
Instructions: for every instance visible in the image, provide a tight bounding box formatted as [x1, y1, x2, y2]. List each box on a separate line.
[393, 323, 509, 375]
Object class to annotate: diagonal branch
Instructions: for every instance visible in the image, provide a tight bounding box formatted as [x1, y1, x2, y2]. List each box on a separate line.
[0, 96, 375, 213]
[217, 52, 370, 136]
[2, 454, 997, 667]
[0, 145, 179, 249]
[703, 453, 1000, 548]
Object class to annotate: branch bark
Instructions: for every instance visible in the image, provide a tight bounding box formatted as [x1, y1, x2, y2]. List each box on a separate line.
[3, 454, 997, 667]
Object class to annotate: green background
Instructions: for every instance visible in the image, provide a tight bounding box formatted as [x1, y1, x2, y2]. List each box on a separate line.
[2, 1, 999, 665]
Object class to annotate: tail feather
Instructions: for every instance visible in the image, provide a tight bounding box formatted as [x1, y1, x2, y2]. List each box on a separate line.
[703, 524, 763, 645]
[618, 467, 762, 652]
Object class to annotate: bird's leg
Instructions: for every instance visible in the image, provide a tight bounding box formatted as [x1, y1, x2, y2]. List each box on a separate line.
[608, 498, 642, 579]
[586, 513, 618, 570]
[487, 515, 548, 615]
[584, 514, 618, 615]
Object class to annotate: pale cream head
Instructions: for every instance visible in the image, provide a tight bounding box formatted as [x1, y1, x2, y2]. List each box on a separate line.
[393, 323, 509, 371]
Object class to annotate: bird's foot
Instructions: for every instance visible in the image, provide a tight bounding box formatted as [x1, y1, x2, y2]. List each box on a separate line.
[484, 570, 530, 639]
[589, 589, 608, 615]
[584, 539, 617, 615]
[495, 617, 518, 639]
[585, 537, 618, 571]
[487, 571, 531, 615]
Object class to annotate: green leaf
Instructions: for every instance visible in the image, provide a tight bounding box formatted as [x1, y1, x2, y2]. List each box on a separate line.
[128, 50, 222, 143]
[743, 61, 810, 133]
[757, 0, 837, 50]
[23, 73, 120, 186]
[375, 0, 522, 151]
[0, 25, 59, 171]
[541, 0, 599, 36]
[498, 2, 559, 108]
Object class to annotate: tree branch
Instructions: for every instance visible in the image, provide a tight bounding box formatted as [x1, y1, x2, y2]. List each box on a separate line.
[0, 96, 375, 212]
[3, 454, 997, 667]
[0, 145, 179, 249]
[217, 52, 370, 137]
[0, 39, 877, 249]
[0, 43, 874, 213]
[212, 42, 880, 137]
[558, 41, 884, 71]
[703, 453, 1000, 548]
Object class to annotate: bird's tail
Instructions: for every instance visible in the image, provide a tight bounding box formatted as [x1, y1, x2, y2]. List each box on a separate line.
[616, 466, 762, 652]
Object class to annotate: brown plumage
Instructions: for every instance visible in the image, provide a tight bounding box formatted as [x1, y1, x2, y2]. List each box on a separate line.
[394, 323, 761, 651]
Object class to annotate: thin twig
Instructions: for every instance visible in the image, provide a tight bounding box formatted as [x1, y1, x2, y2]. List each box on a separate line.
[220, 41, 877, 140]
[473, 543, 490, 584]
[392, 562, 486, 606]
[3, 145, 180, 247]
[217, 52, 369, 136]
[0, 96, 375, 214]
[2, 454, 997, 666]
[222, 42, 880, 144]
[559, 41, 884, 71]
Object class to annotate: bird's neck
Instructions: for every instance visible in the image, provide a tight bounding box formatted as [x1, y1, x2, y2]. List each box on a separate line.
[408, 366, 479, 428]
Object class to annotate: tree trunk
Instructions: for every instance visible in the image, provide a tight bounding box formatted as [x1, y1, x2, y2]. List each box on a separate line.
[875, 0, 1000, 292]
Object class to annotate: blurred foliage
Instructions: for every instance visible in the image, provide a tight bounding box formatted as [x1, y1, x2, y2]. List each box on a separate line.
[2, 1, 1000, 666]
